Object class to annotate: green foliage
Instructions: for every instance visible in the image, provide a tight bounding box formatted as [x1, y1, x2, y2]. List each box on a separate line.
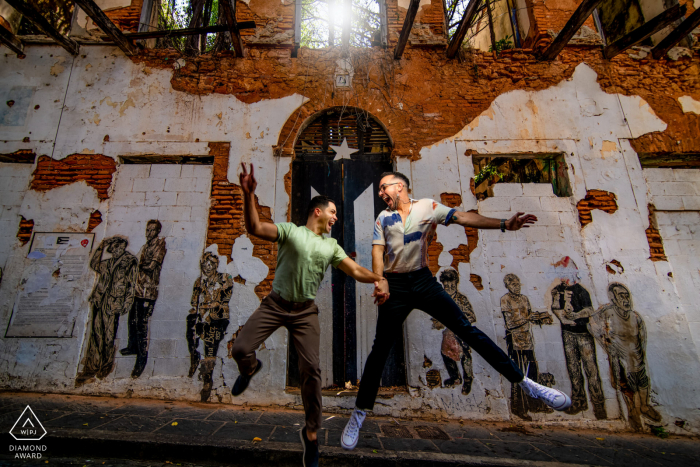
[156, 0, 224, 54]
[474, 163, 502, 186]
[650, 426, 669, 439]
[489, 34, 514, 53]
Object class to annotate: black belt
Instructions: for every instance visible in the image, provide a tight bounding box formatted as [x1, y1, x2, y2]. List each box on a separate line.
[269, 290, 314, 311]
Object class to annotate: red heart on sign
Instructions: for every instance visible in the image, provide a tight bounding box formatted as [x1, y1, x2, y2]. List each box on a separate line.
[81, 239, 89, 247]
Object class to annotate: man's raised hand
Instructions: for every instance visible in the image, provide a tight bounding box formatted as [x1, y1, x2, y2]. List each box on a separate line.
[239, 162, 257, 195]
[505, 212, 538, 230]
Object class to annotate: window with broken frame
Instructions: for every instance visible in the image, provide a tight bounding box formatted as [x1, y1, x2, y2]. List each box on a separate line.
[472, 154, 571, 199]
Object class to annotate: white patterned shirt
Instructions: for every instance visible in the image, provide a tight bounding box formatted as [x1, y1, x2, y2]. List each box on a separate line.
[373, 199, 456, 273]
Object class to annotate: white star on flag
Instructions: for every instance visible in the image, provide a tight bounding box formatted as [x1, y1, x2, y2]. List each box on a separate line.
[329, 138, 359, 161]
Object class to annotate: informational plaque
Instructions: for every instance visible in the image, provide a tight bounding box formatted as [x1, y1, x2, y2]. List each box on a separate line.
[5, 232, 94, 337]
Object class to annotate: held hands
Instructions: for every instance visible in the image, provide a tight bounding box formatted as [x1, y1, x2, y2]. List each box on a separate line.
[505, 212, 538, 231]
[239, 162, 257, 195]
[372, 278, 390, 305]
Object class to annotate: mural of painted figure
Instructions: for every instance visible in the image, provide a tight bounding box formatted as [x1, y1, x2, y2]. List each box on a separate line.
[76, 236, 137, 386]
[549, 257, 607, 419]
[186, 251, 232, 402]
[500, 273, 554, 420]
[434, 268, 476, 395]
[588, 283, 661, 431]
[121, 220, 167, 378]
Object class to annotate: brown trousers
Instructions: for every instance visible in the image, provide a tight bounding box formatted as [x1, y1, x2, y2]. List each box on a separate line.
[230, 293, 322, 432]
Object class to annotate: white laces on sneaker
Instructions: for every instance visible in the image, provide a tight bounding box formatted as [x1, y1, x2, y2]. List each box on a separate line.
[348, 409, 365, 435]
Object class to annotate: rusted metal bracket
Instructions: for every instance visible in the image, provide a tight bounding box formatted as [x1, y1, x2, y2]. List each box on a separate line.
[539, 0, 603, 61]
[394, 0, 420, 59]
[603, 4, 686, 59]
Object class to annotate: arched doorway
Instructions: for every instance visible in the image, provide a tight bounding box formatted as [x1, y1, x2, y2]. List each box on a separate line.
[287, 107, 406, 389]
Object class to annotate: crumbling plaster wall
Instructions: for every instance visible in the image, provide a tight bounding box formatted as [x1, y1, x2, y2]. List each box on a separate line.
[0, 45, 305, 406]
[378, 63, 700, 431]
[1, 35, 699, 431]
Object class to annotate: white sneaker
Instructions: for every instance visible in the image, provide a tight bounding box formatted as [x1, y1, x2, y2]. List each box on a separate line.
[519, 376, 572, 411]
[340, 408, 366, 450]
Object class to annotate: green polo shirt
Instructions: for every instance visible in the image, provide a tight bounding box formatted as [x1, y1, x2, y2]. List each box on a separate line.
[272, 223, 348, 302]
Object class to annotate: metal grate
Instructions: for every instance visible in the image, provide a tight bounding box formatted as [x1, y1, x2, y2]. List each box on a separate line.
[380, 424, 413, 438]
[415, 425, 450, 440]
[294, 107, 392, 161]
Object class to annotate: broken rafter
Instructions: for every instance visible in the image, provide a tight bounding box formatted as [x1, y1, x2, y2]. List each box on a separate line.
[394, 0, 420, 59]
[124, 22, 255, 40]
[651, 7, 700, 60]
[604, 4, 686, 59]
[4, 0, 79, 55]
[0, 24, 24, 55]
[73, 0, 138, 56]
[219, 0, 244, 57]
[446, 0, 483, 59]
[539, 0, 603, 61]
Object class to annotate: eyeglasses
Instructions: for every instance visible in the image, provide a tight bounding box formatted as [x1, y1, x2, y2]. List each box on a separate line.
[378, 182, 400, 195]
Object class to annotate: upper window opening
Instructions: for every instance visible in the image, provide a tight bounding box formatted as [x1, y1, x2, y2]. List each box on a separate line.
[294, 107, 392, 161]
[473, 154, 571, 199]
[446, 0, 528, 52]
[155, 0, 229, 54]
[300, 0, 385, 48]
[11, 0, 74, 36]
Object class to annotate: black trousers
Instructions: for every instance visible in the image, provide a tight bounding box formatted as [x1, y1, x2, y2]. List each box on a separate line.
[125, 298, 154, 373]
[356, 267, 524, 410]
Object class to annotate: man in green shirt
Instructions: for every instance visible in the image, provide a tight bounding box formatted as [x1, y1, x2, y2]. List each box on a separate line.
[230, 163, 389, 467]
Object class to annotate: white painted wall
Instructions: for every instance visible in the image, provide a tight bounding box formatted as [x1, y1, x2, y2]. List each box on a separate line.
[1, 45, 699, 433]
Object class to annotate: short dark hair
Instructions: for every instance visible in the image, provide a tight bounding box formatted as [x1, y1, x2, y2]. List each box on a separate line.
[146, 219, 162, 234]
[307, 195, 336, 218]
[439, 268, 459, 283]
[379, 171, 410, 190]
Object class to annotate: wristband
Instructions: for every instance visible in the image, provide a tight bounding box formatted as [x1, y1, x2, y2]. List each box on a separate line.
[500, 219, 506, 232]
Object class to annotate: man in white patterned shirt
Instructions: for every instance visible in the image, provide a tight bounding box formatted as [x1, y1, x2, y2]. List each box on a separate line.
[341, 171, 573, 450]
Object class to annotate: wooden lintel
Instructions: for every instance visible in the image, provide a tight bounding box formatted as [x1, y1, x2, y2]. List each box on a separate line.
[0, 25, 24, 55]
[604, 4, 686, 59]
[394, 0, 420, 59]
[446, 0, 483, 59]
[651, 7, 700, 60]
[124, 22, 255, 40]
[539, 0, 603, 61]
[220, 0, 244, 57]
[74, 0, 138, 56]
[4, 0, 79, 55]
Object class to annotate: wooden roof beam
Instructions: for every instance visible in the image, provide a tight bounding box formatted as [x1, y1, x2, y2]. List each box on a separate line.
[4, 0, 79, 55]
[394, 0, 420, 59]
[74, 0, 138, 56]
[539, 0, 603, 61]
[651, 7, 700, 60]
[123, 22, 255, 40]
[446, 0, 482, 59]
[604, 4, 686, 59]
[220, 0, 244, 57]
[0, 24, 24, 55]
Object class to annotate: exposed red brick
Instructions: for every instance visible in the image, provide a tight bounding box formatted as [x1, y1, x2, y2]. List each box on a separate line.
[646, 205, 668, 262]
[469, 274, 483, 291]
[440, 193, 462, 208]
[204, 142, 277, 300]
[576, 190, 618, 227]
[17, 217, 34, 246]
[86, 210, 102, 233]
[30, 155, 117, 200]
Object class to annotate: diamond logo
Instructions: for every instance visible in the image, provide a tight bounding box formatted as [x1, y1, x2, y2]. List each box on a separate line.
[10, 406, 46, 441]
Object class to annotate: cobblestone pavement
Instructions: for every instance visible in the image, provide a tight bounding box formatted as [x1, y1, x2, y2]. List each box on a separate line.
[1, 391, 698, 466]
